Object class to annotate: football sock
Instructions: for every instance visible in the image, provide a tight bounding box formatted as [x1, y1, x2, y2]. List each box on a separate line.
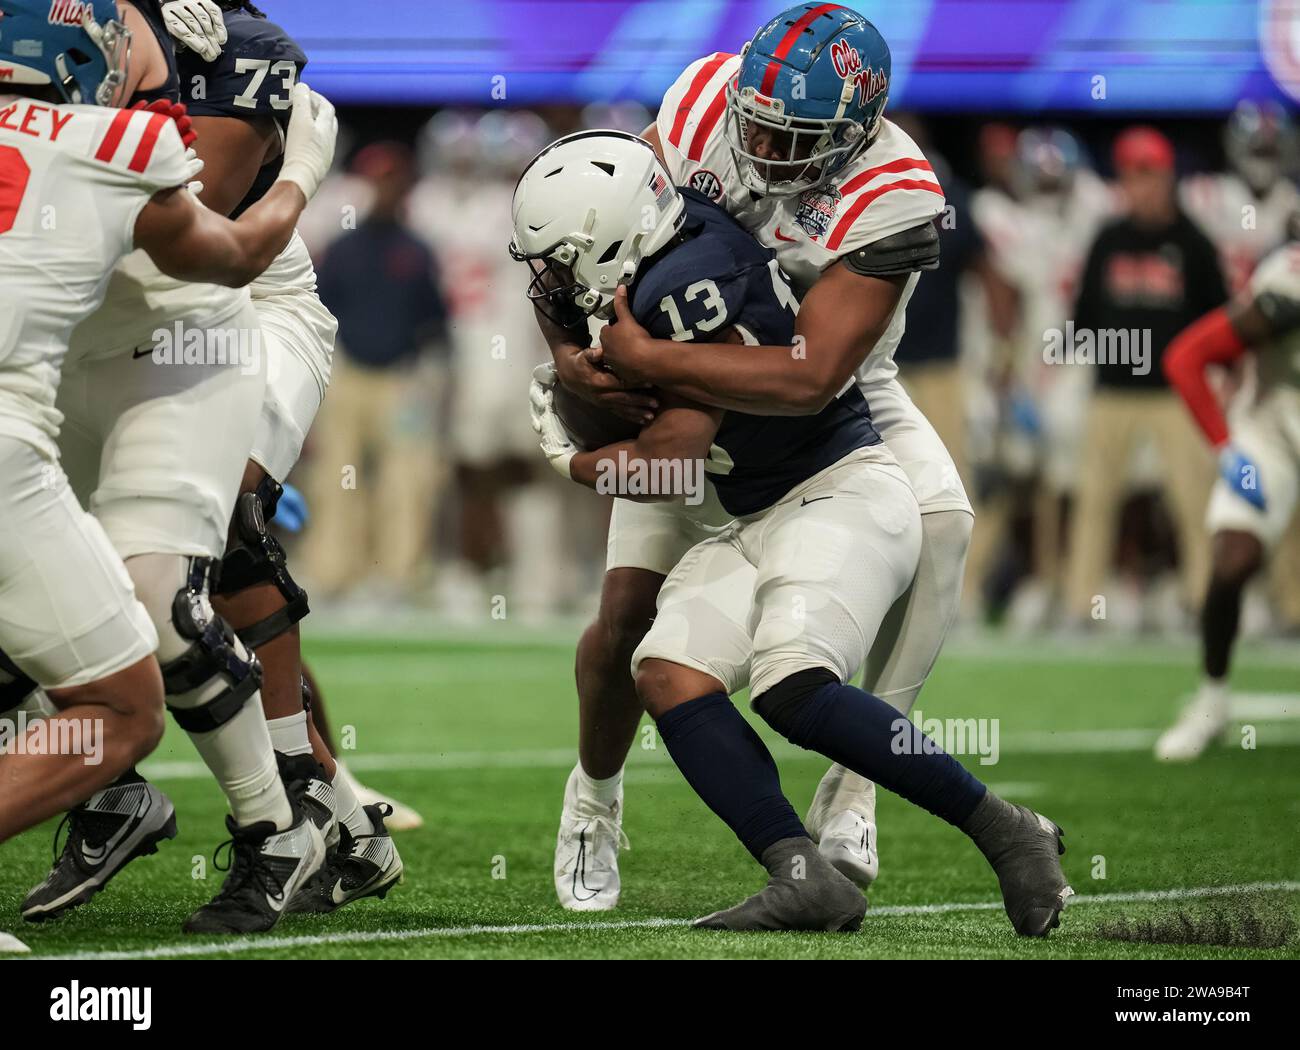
[656, 692, 806, 860]
[267, 710, 312, 757]
[332, 769, 375, 838]
[186, 699, 294, 831]
[754, 670, 986, 828]
[576, 764, 623, 807]
[1202, 575, 1243, 680]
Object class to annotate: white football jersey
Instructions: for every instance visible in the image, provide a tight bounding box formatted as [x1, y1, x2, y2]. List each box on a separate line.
[408, 172, 544, 366]
[0, 99, 191, 457]
[973, 171, 1115, 388]
[1181, 172, 1299, 293]
[1248, 241, 1300, 391]
[656, 52, 946, 388]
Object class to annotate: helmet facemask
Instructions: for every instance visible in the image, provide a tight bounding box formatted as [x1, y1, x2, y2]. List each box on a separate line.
[724, 80, 872, 197]
[76, 8, 131, 106]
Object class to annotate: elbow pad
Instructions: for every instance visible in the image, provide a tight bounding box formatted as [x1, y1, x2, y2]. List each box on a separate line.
[841, 221, 941, 278]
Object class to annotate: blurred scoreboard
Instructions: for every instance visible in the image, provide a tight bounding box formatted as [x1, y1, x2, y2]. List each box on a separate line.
[271, 0, 1299, 110]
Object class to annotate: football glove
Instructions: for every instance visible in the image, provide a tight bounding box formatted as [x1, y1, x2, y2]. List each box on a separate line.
[274, 484, 309, 533]
[530, 364, 577, 479]
[161, 0, 228, 62]
[276, 84, 338, 202]
[1218, 445, 1265, 511]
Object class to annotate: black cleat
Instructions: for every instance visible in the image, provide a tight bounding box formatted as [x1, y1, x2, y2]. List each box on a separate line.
[693, 836, 866, 932]
[182, 812, 324, 934]
[287, 803, 403, 914]
[277, 752, 339, 850]
[965, 793, 1073, 937]
[22, 774, 177, 923]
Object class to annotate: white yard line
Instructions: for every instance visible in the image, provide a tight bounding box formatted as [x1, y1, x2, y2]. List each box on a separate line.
[26, 880, 1300, 961]
[138, 713, 1300, 782]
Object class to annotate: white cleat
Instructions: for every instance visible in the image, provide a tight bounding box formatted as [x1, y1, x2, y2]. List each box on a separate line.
[1155, 683, 1230, 762]
[554, 765, 629, 911]
[806, 764, 878, 889]
[335, 761, 424, 831]
[0, 931, 30, 953]
[817, 810, 879, 888]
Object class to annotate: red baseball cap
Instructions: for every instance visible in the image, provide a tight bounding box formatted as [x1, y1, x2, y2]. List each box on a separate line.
[1113, 126, 1175, 173]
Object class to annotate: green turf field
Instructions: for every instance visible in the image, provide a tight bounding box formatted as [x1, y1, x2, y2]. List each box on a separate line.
[4, 631, 1298, 960]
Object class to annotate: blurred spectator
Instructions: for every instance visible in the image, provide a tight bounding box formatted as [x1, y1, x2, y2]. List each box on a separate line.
[1063, 127, 1229, 624]
[407, 110, 585, 620]
[972, 127, 1115, 627]
[304, 142, 449, 600]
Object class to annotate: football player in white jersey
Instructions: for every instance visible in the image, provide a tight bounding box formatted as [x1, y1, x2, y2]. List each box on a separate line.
[1158, 216, 1300, 760]
[0, 0, 337, 937]
[973, 129, 1114, 626]
[1181, 102, 1299, 294]
[545, 3, 973, 908]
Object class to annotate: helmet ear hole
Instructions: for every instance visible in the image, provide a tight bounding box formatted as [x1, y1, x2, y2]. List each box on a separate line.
[596, 239, 624, 265]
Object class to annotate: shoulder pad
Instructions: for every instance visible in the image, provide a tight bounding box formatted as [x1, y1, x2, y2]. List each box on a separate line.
[841, 221, 940, 278]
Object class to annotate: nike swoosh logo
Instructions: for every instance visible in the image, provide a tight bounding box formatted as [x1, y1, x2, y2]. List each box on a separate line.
[800, 495, 833, 506]
[331, 879, 349, 905]
[774, 227, 797, 242]
[132, 347, 153, 360]
[571, 825, 599, 902]
[81, 793, 149, 865]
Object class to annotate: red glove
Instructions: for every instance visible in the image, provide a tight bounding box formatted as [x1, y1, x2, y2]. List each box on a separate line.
[130, 98, 198, 149]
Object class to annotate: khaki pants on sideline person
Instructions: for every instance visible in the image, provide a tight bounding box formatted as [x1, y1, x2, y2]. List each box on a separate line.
[303, 351, 444, 598]
[1064, 388, 1215, 621]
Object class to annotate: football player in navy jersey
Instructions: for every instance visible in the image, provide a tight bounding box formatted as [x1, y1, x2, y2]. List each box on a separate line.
[23, 1, 402, 928]
[173, 0, 407, 913]
[514, 132, 1073, 934]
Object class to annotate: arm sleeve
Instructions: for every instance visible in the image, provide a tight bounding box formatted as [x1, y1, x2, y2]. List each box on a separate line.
[1162, 307, 1246, 448]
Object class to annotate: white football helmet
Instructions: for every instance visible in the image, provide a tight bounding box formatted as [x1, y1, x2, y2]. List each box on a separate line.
[509, 130, 686, 327]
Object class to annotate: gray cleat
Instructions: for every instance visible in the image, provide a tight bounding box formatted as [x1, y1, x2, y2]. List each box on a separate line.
[693, 836, 867, 932]
[964, 793, 1073, 937]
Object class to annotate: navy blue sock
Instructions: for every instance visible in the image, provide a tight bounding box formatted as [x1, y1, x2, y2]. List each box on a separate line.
[656, 692, 807, 860]
[755, 670, 986, 827]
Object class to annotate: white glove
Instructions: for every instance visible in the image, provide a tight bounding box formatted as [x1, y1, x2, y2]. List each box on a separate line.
[161, 0, 227, 62]
[276, 83, 337, 202]
[182, 145, 205, 189]
[530, 364, 577, 479]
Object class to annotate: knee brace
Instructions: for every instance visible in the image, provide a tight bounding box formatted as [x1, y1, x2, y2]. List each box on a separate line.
[214, 475, 310, 649]
[752, 667, 839, 747]
[159, 557, 262, 733]
[0, 648, 37, 715]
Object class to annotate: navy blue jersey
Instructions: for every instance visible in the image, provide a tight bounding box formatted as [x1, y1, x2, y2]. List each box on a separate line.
[629, 189, 881, 516]
[128, 1, 180, 105]
[177, 9, 306, 216]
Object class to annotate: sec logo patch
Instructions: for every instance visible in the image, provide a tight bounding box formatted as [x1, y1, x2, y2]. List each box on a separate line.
[689, 169, 724, 201]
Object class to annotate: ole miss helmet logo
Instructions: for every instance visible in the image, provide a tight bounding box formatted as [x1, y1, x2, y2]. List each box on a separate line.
[830, 37, 887, 108]
[48, 0, 94, 26]
[689, 169, 724, 202]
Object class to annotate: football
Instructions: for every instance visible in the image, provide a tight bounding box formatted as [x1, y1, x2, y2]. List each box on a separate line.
[553, 379, 645, 450]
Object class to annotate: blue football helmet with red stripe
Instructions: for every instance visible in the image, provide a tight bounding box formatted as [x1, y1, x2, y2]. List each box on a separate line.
[0, 0, 130, 106]
[726, 3, 891, 196]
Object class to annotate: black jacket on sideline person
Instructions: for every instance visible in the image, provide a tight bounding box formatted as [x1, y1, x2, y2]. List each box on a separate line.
[1073, 210, 1227, 391]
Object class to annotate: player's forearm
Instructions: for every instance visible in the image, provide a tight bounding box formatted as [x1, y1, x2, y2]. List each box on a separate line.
[639, 339, 846, 416]
[209, 182, 305, 287]
[569, 441, 682, 502]
[1163, 307, 1247, 449]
